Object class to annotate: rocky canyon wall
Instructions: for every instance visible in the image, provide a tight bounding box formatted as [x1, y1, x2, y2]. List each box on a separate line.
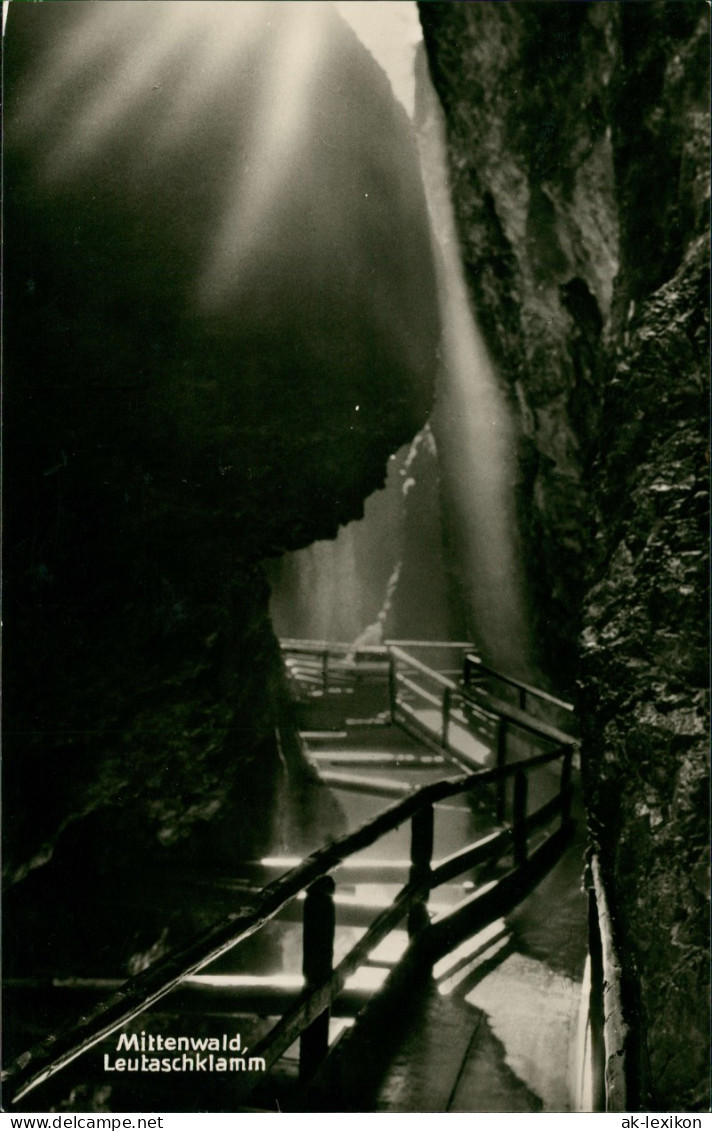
[420, 0, 709, 1111]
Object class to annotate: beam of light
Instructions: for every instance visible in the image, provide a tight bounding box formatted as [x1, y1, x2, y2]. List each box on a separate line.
[258, 3, 535, 680]
[43, 13, 204, 177]
[10, 2, 141, 137]
[432, 919, 508, 981]
[196, 1, 328, 307]
[147, 8, 266, 157]
[186, 967, 388, 992]
[438, 932, 512, 997]
[10, 3, 265, 180]
[8, 1, 330, 309]
[415, 64, 535, 681]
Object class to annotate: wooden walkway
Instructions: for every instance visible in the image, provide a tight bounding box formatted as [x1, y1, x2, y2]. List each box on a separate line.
[262, 733, 589, 1113]
[4, 640, 589, 1113]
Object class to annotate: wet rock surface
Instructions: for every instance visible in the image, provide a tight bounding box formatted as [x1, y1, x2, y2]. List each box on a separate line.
[420, 0, 709, 1110]
[419, 1, 620, 685]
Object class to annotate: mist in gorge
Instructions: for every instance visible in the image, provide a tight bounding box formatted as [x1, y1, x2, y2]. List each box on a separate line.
[269, 1, 534, 679]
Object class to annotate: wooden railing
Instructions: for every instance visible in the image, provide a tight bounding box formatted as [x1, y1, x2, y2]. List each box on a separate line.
[585, 853, 631, 1112]
[5, 642, 579, 1107]
[388, 644, 499, 768]
[282, 640, 576, 776]
[463, 652, 576, 734]
[387, 646, 577, 831]
[4, 744, 575, 1108]
[280, 638, 474, 713]
[280, 639, 575, 730]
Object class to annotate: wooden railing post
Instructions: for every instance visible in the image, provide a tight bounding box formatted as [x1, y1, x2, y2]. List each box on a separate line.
[408, 804, 434, 938]
[513, 769, 528, 868]
[561, 744, 574, 825]
[518, 686, 527, 712]
[589, 854, 630, 1111]
[496, 721, 508, 823]
[388, 649, 397, 723]
[299, 875, 336, 1081]
[5, 735, 579, 1109]
[322, 650, 329, 694]
[441, 686, 451, 749]
[587, 879, 607, 1112]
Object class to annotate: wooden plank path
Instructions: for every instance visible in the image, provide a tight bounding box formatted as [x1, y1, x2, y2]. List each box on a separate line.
[296, 813, 589, 1113]
[4, 640, 586, 1113]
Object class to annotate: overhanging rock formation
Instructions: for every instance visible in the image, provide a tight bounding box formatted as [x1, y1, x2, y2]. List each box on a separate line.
[3, 1, 439, 967]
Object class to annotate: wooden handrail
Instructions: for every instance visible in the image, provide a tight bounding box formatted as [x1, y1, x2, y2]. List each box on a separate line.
[286, 638, 575, 750]
[245, 874, 429, 1085]
[463, 653, 574, 713]
[395, 670, 446, 708]
[588, 853, 630, 1112]
[281, 639, 475, 653]
[462, 685, 578, 747]
[385, 640, 475, 650]
[317, 771, 412, 798]
[428, 827, 512, 888]
[423, 823, 572, 958]
[5, 741, 572, 1106]
[239, 784, 573, 1090]
[281, 639, 389, 657]
[390, 644, 460, 691]
[8, 642, 578, 1106]
[283, 639, 573, 721]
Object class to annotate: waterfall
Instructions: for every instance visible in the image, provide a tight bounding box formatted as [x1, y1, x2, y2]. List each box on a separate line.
[412, 50, 534, 679]
[267, 448, 407, 644]
[269, 2, 533, 676]
[267, 425, 461, 645]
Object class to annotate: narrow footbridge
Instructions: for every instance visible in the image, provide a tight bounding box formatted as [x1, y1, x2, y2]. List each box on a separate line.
[3, 641, 627, 1112]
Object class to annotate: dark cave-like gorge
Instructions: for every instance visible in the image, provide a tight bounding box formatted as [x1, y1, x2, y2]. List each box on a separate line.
[3, 0, 439, 890]
[3, 0, 710, 1114]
